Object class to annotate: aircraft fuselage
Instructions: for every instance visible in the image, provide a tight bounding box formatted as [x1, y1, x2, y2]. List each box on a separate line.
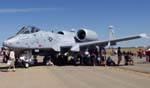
[3, 31, 76, 51]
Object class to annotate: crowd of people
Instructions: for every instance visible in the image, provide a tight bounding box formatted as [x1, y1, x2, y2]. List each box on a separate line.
[136, 48, 150, 63]
[42, 47, 115, 66]
[117, 47, 150, 65]
[1, 46, 150, 72]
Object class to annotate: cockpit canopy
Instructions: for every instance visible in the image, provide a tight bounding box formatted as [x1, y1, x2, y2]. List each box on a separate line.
[16, 26, 40, 35]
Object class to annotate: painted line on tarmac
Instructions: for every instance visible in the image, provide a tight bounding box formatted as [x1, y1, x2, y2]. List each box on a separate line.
[106, 66, 150, 78]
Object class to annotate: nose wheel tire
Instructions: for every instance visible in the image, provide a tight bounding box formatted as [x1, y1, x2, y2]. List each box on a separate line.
[24, 63, 30, 68]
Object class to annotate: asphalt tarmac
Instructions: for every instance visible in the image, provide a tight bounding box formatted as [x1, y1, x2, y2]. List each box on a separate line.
[0, 56, 150, 88]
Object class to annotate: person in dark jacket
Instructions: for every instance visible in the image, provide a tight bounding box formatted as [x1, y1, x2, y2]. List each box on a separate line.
[117, 47, 122, 65]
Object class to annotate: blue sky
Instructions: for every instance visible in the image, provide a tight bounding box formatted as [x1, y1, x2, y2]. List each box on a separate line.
[0, 0, 150, 47]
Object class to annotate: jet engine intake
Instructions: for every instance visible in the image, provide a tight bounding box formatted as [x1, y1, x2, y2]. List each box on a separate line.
[76, 28, 98, 42]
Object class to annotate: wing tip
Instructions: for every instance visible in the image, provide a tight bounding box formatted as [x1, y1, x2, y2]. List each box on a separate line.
[139, 33, 149, 38]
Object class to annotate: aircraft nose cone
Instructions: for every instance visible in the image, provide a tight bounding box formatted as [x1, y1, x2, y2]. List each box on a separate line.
[3, 40, 12, 47]
[3, 41, 8, 47]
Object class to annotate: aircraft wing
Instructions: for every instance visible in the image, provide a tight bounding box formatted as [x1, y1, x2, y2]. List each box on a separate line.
[78, 33, 149, 48]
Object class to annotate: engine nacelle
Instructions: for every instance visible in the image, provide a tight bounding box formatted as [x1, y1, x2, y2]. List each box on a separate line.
[76, 28, 98, 42]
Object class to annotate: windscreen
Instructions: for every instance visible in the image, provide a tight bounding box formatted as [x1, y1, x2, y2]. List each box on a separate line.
[16, 26, 40, 35]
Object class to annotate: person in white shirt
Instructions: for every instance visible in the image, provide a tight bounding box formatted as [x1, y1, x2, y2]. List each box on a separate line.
[8, 49, 16, 72]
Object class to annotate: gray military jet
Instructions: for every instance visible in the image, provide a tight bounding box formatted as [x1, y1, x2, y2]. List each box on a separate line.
[2, 26, 148, 67]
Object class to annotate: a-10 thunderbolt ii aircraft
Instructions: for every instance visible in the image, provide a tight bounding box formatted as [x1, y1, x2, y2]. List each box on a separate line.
[2, 26, 148, 67]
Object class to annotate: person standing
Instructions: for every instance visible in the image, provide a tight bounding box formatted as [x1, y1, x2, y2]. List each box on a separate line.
[101, 47, 106, 66]
[84, 50, 90, 65]
[91, 52, 97, 66]
[99, 47, 106, 66]
[2, 49, 9, 63]
[117, 47, 122, 65]
[137, 49, 143, 59]
[2, 49, 7, 63]
[8, 49, 16, 72]
[129, 52, 134, 65]
[145, 47, 150, 64]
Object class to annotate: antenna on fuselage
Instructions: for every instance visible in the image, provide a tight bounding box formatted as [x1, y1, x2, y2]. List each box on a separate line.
[51, 30, 54, 33]
[70, 29, 76, 32]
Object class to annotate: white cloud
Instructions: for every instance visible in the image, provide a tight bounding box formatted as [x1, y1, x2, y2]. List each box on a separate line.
[0, 8, 63, 13]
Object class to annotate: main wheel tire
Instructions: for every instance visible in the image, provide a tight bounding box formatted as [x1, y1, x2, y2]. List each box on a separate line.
[24, 63, 30, 68]
[43, 56, 49, 65]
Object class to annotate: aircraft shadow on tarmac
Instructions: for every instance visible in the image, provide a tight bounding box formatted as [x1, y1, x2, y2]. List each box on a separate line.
[0, 66, 9, 72]
[135, 61, 146, 64]
[0, 62, 125, 72]
[0, 62, 45, 72]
